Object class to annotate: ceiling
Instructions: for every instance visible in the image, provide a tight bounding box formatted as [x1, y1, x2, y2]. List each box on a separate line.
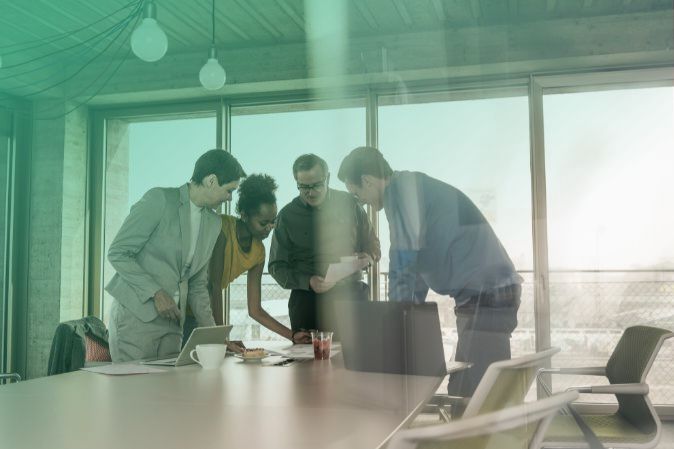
[0, 0, 672, 104]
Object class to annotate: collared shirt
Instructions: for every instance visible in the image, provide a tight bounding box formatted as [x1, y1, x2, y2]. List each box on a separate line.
[186, 199, 202, 267]
[385, 171, 522, 304]
[269, 189, 378, 291]
[175, 199, 201, 305]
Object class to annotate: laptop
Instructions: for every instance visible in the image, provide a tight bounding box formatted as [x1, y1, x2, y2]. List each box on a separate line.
[334, 301, 447, 377]
[142, 325, 233, 367]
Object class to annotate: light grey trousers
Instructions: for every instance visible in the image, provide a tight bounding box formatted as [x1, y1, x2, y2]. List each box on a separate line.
[108, 300, 182, 362]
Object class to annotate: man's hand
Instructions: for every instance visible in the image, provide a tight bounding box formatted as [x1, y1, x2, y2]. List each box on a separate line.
[356, 252, 373, 268]
[368, 238, 382, 262]
[310, 275, 335, 294]
[153, 289, 181, 322]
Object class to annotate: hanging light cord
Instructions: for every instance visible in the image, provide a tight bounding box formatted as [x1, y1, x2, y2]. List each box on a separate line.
[0, 0, 139, 53]
[0, 0, 143, 70]
[211, 0, 216, 45]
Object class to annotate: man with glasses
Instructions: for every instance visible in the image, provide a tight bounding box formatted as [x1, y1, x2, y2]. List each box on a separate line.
[269, 154, 380, 337]
[338, 146, 522, 401]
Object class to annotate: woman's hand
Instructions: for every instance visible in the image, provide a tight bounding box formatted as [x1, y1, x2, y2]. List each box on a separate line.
[226, 340, 246, 354]
[291, 330, 312, 344]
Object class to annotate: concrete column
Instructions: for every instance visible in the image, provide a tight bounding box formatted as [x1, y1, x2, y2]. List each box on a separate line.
[25, 101, 88, 378]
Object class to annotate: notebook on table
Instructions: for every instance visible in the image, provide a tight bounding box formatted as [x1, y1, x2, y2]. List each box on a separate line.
[142, 325, 233, 367]
[333, 301, 447, 377]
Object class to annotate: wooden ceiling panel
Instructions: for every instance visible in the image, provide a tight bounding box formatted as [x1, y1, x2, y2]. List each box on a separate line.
[359, 0, 407, 32]
[0, 0, 671, 101]
[479, 0, 512, 23]
[442, 0, 479, 25]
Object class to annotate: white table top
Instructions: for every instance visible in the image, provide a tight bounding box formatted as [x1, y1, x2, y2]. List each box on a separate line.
[0, 349, 443, 449]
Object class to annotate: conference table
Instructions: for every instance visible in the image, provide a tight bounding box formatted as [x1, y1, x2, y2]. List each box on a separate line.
[0, 344, 449, 449]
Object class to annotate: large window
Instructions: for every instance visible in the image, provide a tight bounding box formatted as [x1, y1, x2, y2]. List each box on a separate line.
[544, 86, 674, 404]
[91, 76, 674, 409]
[0, 111, 11, 371]
[102, 115, 216, 322]
[377, 92, 535, 368]
[229, 102, 366, 340]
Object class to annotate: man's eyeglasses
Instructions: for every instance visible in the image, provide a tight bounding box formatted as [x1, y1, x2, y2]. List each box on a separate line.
[297, 179, 327, 192]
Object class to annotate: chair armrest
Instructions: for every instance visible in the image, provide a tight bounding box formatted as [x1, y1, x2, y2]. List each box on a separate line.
[538, 366, 606, 376]
[536, 367, 606, 402]
[0, 373, 21, 383]
[566, 383, 649, 395]
[428, 394, 468, 405]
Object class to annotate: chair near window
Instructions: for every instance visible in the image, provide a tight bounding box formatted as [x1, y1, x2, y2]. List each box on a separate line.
[0, 373, 21, 385]
[389, 390, 579, 449]
[426, 347, 560, 421]
[538, 325, 673, 449]
[47, 316, 111, 375]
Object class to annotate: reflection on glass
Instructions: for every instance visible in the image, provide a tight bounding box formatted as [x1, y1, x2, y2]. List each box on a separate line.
[377, 95, 534, 371]
[230, 105, 366, 340]
[545, 86, 674, 405]
[0, 114, 10, 367]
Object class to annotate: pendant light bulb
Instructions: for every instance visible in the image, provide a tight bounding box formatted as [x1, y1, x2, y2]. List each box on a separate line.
[199, 46, 226, 90]
[131, 1, 168, 62]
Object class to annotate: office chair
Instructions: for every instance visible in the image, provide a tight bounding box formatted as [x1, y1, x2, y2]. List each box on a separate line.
[425, 347, 560, 421]
[47, 316, 111, 375]
[389, 391, 579, 449]
[0, 373, 21, 384]
[539, 325, 673, 449]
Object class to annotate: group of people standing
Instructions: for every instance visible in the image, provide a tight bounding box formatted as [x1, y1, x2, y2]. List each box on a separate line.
[106, 146, 522, 397]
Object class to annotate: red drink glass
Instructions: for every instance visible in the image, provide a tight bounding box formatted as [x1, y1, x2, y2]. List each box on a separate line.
[310, 331, 333, 360]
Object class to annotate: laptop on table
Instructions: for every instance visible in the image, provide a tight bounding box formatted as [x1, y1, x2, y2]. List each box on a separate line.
[334, 301, 447, 377]
[142, 325, 233, 367]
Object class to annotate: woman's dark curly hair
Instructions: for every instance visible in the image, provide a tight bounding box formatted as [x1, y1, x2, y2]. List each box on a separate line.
[236, 174, 278, 217]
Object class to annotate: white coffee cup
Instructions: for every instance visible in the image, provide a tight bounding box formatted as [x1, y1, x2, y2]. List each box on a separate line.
[190, 344, 226, 369]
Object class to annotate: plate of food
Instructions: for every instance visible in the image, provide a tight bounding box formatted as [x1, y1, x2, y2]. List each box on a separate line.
[233, 348, 269, 362]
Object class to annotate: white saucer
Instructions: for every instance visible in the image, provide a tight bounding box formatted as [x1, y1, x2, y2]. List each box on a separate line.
[233, 352, 269, 362]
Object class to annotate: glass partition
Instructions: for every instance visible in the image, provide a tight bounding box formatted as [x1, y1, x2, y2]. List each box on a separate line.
[229, 101, 366, 340]
[0, 111, 11, 371]
[377, 93, 534, 371]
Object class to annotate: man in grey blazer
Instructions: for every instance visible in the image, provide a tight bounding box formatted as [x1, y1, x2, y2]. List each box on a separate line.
[106, 149, 246, 362]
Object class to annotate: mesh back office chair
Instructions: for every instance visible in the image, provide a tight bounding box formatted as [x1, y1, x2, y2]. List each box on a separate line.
[539, 325, 673, 449]
[389, 391, 579, 449]
[47, 316, 111, 375]
[426, 348, 560, 421]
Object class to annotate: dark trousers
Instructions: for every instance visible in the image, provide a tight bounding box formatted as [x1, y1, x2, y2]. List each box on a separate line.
[182, 314, 198, 347]
[446, 284, 521, 398]
[288, 281, 370, 338]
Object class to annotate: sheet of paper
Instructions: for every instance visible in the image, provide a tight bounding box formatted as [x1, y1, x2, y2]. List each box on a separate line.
[80, 363, 167, 375]
[324, 259, 367, 283]
[273, 344, 341, 360]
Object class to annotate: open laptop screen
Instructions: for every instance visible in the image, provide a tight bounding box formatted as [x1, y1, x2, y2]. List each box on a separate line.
[334, 301, 447, 377]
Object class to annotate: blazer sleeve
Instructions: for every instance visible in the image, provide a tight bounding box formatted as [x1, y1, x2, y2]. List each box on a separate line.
[107, 188, 165, 302]
[187, 262, 216, 327]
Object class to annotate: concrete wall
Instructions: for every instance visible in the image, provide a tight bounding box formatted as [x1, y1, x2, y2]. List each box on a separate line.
[24, 101, 87, 378]
[101, 119, 130, 324]
[59, 106, 87, 323]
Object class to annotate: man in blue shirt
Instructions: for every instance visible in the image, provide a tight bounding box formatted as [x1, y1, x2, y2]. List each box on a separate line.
[338, 146, 522, 397]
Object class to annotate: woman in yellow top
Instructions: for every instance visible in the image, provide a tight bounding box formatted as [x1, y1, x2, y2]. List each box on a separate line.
[208, 174, 311, 344]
